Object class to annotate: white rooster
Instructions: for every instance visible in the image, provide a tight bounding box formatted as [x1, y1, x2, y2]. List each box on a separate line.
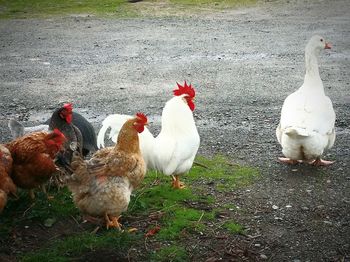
[97, 82, 200, 189]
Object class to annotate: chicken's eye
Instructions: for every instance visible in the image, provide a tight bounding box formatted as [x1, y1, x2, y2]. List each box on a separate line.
[320, 39, 324, 42]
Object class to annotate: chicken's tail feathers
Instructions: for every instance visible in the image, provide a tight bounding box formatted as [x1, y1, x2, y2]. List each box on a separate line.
[284, 127, 309, 137]
[8, 119, 24, 139]
[97, 118, 110, 149]
[63, 151, 86, 183]
[97, 114, 133, 148]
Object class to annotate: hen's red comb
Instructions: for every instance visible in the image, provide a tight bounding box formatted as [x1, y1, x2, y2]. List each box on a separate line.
[173, 81, 195, 98]
[136, 112, 148, 124]
[63, 103, 73, 111]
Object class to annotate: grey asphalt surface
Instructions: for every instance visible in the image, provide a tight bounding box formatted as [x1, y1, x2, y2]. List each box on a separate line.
[0, 0, 349, 260]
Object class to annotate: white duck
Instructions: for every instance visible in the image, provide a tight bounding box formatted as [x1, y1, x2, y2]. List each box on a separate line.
[276, 35, 335, 166]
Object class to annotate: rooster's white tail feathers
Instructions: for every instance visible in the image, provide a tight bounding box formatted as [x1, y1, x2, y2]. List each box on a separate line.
[97, 114, 133, 148]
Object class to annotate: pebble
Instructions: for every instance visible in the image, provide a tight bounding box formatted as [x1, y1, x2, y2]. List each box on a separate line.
[260, 254, 268, 260]
[272, 205, 279, 210]
[286, 205, 292, 208]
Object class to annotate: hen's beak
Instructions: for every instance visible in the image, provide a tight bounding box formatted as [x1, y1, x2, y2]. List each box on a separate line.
[325, 42, 332, 49]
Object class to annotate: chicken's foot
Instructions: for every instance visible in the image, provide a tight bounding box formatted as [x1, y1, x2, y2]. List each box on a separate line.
[309, 158, 334, 166]
[105, 213, 122, 230]
[171, 175, 185, 189]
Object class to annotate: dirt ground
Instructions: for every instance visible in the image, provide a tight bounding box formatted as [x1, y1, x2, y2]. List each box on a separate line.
[0, 0, 349, 261]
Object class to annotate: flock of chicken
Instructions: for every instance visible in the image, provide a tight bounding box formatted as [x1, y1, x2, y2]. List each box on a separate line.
[0, 35, 336, 229]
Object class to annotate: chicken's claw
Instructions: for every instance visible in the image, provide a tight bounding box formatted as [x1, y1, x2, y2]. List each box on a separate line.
[171, 175, 186, 189]
[105, 213, 122, 230]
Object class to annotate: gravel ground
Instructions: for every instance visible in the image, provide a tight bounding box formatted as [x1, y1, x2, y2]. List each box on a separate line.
[0, 0, 349, 261]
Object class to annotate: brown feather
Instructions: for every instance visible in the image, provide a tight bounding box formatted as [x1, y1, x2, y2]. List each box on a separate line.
[0, 144, 16, 212]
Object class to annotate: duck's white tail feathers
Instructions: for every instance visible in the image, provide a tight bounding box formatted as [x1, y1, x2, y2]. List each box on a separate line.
[8, 119, 25, 139]
[97, 114, 133, 148]
[284, 127, 309, 137]
[8, 119, 48, 139]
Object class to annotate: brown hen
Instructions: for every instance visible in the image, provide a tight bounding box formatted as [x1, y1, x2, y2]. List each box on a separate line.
[6, 129, 66, 199]
[67, 113, 148, 229]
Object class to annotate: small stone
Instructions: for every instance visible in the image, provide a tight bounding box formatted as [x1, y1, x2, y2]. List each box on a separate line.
[260, 254, 268, 260]
[44, 218, 56, 227]
[286, 205, 292, 208]
[254, 243, 261, 247]
[272, 205, 278, 210]
[301, 206, 309, 211]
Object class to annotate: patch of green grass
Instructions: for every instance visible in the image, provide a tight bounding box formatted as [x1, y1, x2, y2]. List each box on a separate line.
[0, 0, 136, 19]
[188, 155, 260, 192]
[151, 245, 188, 262]
[157, 207, 203, 240]
[1, 155, 259, 261]
[128, 170, 199, 213]
[21, 230, 139, 262]
[223, 221, 244, 234]
[0, 0, 257, 19]
[0, 187, 78, 235]
[170, 0, 255, 8]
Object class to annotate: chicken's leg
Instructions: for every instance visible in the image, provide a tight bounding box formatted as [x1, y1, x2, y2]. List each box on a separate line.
[278, 157, 301, 165]
[41, 184, 54, 200]
[171, 175, 185, 189]
[104, 213, 122, 230]
[28, 189, 35, 200]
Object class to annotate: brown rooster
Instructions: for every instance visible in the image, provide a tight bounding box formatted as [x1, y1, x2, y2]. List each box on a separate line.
[6, 129, 66, 199]
[0, 145, 16, 213]
[67, 113, 148, 229]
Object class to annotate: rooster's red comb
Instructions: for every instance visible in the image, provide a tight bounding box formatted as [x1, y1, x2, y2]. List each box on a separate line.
[136, 112, 148, 124]
[63, 103, 73, 111]
[173, 81, 195, 98]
